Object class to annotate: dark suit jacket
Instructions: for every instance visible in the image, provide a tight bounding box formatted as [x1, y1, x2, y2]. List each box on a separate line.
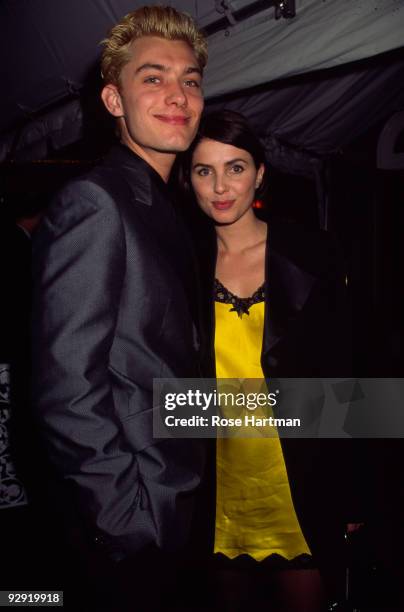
[196, 217, 359, 595]
[31, 144, 206, 562]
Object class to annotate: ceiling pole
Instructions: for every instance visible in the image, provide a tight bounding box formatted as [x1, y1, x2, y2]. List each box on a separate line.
[204, 0, 296, 36]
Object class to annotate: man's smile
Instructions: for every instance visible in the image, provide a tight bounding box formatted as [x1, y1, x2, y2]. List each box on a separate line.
[154, 114, 190, 125]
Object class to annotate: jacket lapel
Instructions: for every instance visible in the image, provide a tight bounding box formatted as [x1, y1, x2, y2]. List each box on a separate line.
[101, 144, 184, 261]
[95, 144, 199, 312]
[262, 223, 316, 362]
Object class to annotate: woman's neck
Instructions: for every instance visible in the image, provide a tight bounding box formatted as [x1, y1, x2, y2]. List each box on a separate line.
[216, 210, 267, 255]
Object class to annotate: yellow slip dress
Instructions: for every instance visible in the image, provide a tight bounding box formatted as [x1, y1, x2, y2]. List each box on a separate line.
[214, 279, 310, 562]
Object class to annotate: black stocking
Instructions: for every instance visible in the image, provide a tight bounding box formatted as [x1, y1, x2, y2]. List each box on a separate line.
[211, 566, 327, 612]
[266, 568, 326, 612]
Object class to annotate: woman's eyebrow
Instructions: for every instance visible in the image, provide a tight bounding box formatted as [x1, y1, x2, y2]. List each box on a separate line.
[192, 158, 248, 169]
[224, 158, 248, 165]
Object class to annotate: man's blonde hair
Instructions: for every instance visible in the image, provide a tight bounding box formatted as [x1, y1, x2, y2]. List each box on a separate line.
[101, 5, 208, 87]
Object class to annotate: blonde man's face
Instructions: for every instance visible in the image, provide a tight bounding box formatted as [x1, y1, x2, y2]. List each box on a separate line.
[102, 36, 204, 170]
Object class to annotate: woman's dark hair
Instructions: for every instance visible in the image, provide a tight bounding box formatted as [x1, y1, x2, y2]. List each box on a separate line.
[177, 109, 269, 200]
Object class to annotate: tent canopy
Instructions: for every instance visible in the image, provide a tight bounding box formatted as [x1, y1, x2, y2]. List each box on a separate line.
[1, 0, 404, 162]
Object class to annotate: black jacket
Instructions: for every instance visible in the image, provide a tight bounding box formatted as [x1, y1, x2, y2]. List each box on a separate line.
[32, 144, 206, 562]
[196, 218, 359, 596]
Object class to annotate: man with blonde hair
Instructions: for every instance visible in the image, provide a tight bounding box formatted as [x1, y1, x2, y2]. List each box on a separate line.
[32, 6, 208, 609]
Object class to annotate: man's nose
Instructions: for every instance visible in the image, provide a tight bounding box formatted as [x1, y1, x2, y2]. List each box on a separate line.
[165, 80, 187, 107]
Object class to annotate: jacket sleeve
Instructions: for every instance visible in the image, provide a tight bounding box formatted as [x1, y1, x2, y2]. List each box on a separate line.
[31, 180, 152, 561]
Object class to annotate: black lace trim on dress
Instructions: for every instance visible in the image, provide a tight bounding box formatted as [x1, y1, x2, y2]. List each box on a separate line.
[214, 278, 265, 318]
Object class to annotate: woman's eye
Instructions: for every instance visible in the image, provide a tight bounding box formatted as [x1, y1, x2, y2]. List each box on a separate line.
[197, 167, 211, 177]
[230, 164, 244, 174]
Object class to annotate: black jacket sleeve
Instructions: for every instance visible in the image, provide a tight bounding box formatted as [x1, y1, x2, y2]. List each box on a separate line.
[31, 180, 153, 560]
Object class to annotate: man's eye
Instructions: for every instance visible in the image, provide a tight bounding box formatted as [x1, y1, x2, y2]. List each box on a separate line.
[144, 76, 160, 84]
[184, 80, 200, 88]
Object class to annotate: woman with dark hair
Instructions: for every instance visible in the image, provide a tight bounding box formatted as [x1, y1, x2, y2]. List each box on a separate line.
[179, 110, 357, 611]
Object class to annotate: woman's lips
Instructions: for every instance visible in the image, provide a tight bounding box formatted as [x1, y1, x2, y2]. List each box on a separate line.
[154, 114, 189, 125]
[212, 200, 235, 210]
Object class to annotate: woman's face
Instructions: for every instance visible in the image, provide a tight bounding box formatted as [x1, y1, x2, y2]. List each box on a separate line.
[190, 138, 264, 225]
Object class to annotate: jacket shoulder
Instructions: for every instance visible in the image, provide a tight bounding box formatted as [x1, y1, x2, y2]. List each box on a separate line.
[46, 174, 118, 224]
[269, 219, 342, 277]
[46, 144, 144, 221]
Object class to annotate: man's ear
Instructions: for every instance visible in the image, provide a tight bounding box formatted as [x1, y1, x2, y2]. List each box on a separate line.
[101, 84, 124, 117]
